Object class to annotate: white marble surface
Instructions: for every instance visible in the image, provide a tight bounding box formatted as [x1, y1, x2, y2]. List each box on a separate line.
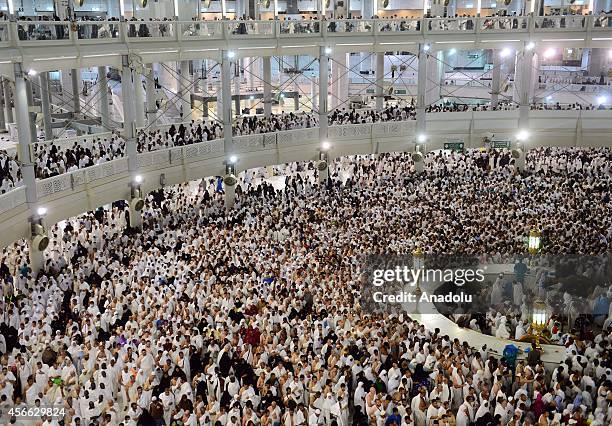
[406, 270, 566, 366]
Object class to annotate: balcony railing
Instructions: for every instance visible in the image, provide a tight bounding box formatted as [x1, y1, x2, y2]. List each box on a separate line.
[179, 21, 223, 40]
[326, 19, 375, 34]
[226, 20, 275, 37]
[14, 21, 71, 43]
[75, 21, 121, 40]
[279, 20, 321, 36]
[377, 19, 421, 33]
[0, 15, 610, 49]
[126, 20, 176, 40]
[534, 15, 587, 31]
[478, 16, 530, 32]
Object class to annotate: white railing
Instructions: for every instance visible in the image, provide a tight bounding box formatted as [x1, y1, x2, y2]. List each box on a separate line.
[372, 120, 416, 137]
[478, 15, 530, 32]
[178, 21, 223, 40]
[276, 127, 319, 146]
[534, 15, 587, 31]
[329, 122, 374, 140]
[376, 19, 421, 33]
[0, 15, 611, 49]
[36, 157, 129, 198]
[0, 187, 27, 216]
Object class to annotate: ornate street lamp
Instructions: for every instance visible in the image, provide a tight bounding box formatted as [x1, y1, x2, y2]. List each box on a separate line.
[528, 229, 542, 255]
[530, 298, 548, 350]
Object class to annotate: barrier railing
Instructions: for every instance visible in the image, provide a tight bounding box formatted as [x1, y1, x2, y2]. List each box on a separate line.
[179, 21, 223, 40]
[75, 21, 121, 41]
[14, 21, 71, 43]
[534, 15, 586, 31]
[125, 20, 176, 40]
[226, 20, 275, 38]
[327, 19, 375, 34]
[592, 14, 612, 30]
[377, 19, 421, 33]
[0, 187, 27, 216]
[279, 20, 320, 36]
[36, 157, 129, 199]
[0, 15, 608, 48]
[478, 16, 530, 32]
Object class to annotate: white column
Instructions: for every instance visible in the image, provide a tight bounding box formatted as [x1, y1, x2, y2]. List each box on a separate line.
[246, 57, 256, 110]
[98, 66, 110, 130]
[145, 66, 157, 126]
[293, 56, 300, 111]
[71, 69, 81, 114]
[263, 56, 272, 117]
[319, 46, 329, 143]
[26, 81, 38, 143]
[16, 74, 44, 269]
[311, 78, 318, 112]
[159, 62, 178, 93]
[122, 56, 141, 228]
[425, 51, 443, 109]
[60, 70, 72, 111]
[331, 54, 339, 111]
[216, 70, 223, 121]
[376, 52, 384, 110]
[2, 78, 13, 124]
[338, 53, 349, 109]
[122, 56, 138, 177]
[179, 60, 191, 120]
[362, 0, 374, 18]
[234, 61, 241, 115]
[416, 45, 428, 136]
[134, 71, 146, 129]
[513, 45, 537, 129]
[39, 72, 53, 140]
[224, 177, 236, 211]
[221, 51, 233, 155]
[491, 50, 502, 108]
[0, 78, 6, 132]
[279, 56, 288, 111]
[13, 63, 37, 206]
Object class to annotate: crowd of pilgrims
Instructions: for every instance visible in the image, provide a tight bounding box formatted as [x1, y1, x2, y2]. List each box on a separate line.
[1, 101, 611, 184]
[0, 148, 611, 426]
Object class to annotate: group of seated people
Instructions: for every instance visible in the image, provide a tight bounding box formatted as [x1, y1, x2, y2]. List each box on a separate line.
[0, 147, 610, 425]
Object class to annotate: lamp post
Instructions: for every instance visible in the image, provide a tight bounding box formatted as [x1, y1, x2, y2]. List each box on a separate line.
[530, 298, 548, 350]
